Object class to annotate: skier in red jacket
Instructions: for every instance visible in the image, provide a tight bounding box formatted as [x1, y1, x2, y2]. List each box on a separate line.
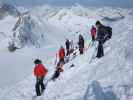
[51, 61, 64, 81]
[59, 46, 65, 64]
[91, 25, 97, 42]
[33, 59, 48, 96]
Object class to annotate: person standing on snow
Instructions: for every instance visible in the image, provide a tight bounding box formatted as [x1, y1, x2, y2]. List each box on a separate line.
[95, 20, 112, 58]
[51, 47, 65, 81]
[91, 25, 97, 43]
[70, 40, 74, 54]
[59, 46, 65, 64]
[33, 59, 48, 96]
[51, 61, 64, 81]
[65, 39, 70, 56]
[95, 21, 104, 58]
[78, 34, 85, 54]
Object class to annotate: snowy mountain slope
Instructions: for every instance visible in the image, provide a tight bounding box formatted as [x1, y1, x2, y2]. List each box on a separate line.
[0, 4, 71, 50]
[12, 14, 68, 48]
[0, 4, 133, 100]
[0, 15, 17, 37]
[0, 15, 18, 50]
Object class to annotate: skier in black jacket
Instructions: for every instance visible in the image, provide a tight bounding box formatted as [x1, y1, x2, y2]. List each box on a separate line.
[95, 20, 112, 58]
[95, 21, 104, 58]
[65, 39, 70, 56]
[78, 34, 85, 54]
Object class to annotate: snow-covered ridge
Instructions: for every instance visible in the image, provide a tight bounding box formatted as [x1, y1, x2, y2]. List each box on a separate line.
[29, 5, 133, 35]
[0, 4, 70, 50]
[30, 5, 133, 20]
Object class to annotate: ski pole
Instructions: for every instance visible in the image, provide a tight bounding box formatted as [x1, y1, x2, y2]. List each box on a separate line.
[54, 53, 58, 65]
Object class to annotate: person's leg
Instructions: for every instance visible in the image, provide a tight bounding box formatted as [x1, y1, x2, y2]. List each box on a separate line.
[92, 36, 95, 46]
[101, 44, 104, 57]
[81, 48, 84, 54]
[98, 42, 104, 58]
[66, 49, 69, 56]
[59, 58, 62, 65]
[92, 35, 93, 41]
[96, 42, 102, 58]
[99, 44, 102, 57]
[92, 35, 95, 41]
[40, 77, 45, 93]
[61, 58, 65, 64]
[79, 48, 82, 54]
[96, 44, 100, 58]
[67, 48, 70, 56]
[68, 48, 70, 55]
[79, 47, 81, 54]
[35, 78, 41, 96]
[52, 70, 60, 81]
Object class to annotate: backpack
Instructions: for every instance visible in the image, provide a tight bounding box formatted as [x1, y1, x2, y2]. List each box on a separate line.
[105, 26, 112, 39]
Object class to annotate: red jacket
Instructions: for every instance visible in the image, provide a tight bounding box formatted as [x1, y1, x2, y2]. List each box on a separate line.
[59, 48, 65, 59]
[34, 64, 48, 77]
[91, 27, 96, 37]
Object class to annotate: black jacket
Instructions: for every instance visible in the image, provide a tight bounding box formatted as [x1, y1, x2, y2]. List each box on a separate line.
[97, 24, 112, 42]
[66, 40, 70, 50]
[78, 37, 84, 48]
[97, 25, 105, 41]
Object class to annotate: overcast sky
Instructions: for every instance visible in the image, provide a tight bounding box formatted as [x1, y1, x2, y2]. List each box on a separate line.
[4, 0, 133, 8]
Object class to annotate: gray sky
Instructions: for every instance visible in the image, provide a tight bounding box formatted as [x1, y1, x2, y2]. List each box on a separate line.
[5, 0, 133, 8]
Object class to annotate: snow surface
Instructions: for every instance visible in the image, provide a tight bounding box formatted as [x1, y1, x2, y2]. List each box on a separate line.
[0, 4, 133, 100]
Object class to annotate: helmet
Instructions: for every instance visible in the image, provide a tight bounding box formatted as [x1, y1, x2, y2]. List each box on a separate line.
[92, 25, 94, 28]
[79, 34, 83, 39]
[60, 46, 64, 49]
[34, 59, 42, 64]
[66, 38, 69, 41]
[96, 20, 101, 26]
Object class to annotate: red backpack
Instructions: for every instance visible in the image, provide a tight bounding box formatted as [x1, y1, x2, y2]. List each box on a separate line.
[91, 27, 96, 37]
[34, 64, 48, 77]
[59, 48, 65, 59]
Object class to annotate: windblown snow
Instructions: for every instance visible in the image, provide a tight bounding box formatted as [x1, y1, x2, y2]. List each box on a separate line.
[0, 3, 133, 100]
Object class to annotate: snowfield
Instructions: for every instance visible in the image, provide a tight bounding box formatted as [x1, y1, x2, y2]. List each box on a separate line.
[0, 4, 133, 100]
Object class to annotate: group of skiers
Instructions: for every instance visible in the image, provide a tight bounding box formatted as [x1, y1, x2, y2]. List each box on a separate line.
[51, 35, 84, 79]
[33, 20, 112, 96]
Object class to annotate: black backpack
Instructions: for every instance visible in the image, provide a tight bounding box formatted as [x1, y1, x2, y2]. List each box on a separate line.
[105, 26, 112, 39]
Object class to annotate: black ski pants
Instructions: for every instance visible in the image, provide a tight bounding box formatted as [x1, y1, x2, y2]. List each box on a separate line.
[96, 41, 104, 58]
[35, 77, 45, 96]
